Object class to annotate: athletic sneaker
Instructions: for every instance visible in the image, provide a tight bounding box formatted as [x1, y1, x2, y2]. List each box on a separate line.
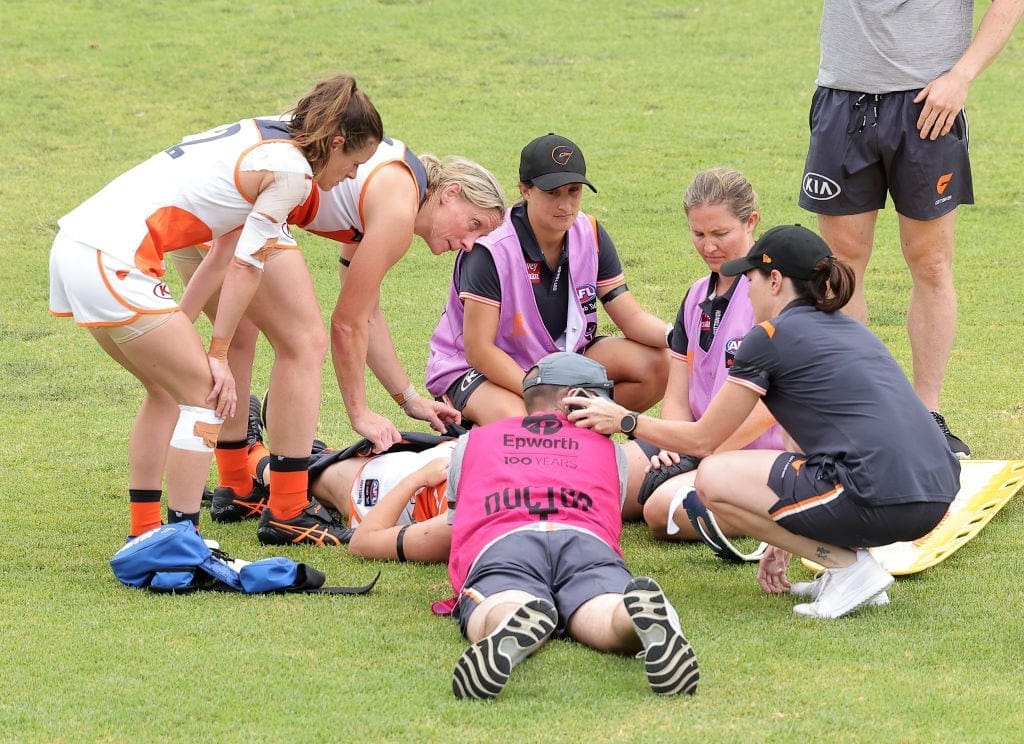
[930, 411, 970, 459]
[256, 498, 354, 546]
[210, 483, 269, 522]
[452, 598, 557, 700]
[791, 571, 889, 607]
[792, 550, 894, 619]
[247, 393, 264, 445]
[622, 576, 699, 695]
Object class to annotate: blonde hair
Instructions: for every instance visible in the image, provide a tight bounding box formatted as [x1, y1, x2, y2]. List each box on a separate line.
[288, 73, 383, 173]
[419, 154, 505, 213]
[683, 167, 759, 223]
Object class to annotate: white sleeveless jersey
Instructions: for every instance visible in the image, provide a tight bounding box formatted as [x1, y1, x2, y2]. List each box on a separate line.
[295, 136, 427, 244]
[348, 440, 455, 527]
[58, 117, 309, 278]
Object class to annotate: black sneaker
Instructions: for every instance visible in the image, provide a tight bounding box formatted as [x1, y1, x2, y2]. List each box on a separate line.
[257, 498, 354, 546]
[930, 411, 970, 459]
[247, 393, 264, 445]
[210, 483, 269, 522]
[452, 598, 557, 700]
[623, 576, 699, 696]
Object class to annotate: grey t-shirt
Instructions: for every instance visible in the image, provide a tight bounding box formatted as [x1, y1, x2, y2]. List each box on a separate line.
[728, 302, 959, 505]
[818, 0, 974, 93]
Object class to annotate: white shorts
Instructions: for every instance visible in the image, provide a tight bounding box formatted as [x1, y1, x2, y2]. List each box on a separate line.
[49, 230, 178, 334]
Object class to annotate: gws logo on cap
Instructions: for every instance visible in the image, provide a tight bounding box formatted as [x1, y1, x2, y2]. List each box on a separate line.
[761, 254, 773, 265]
[802, 172, 840, 201]
[551, 146, 573, 166]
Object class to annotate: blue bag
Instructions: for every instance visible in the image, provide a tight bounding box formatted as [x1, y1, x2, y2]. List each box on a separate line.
[110, 523, 379, 595]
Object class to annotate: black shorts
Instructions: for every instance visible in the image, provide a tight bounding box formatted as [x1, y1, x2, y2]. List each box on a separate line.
[453, 529, 633, 638]
[766, 453, 949, 548]
[799, 87, 974, 220]
[443, 368, 488, 412]
[442, 337, 608, 412]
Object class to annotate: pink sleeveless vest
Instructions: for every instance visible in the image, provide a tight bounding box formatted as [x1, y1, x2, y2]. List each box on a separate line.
[683, 274, 783, 449]
[447, 413, 622, 594]
[426, 210, 599, 397]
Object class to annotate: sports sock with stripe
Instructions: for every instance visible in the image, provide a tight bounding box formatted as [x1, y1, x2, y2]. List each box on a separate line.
[268, 455, 310, 521]
[247, 441, 271, 487]
[129, 489, 162, 538]
[215, 440, 252, 496]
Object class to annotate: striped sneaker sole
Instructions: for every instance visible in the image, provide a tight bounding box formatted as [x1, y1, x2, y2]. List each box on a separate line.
[624, 577, 699, 696]
[452, 598, 557, 700]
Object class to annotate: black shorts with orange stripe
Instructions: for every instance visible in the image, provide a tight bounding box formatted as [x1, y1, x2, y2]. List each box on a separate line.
[766, 452, 947, 548]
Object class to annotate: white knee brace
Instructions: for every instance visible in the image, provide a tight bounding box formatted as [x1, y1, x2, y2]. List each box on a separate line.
[170, 405, 224, 452]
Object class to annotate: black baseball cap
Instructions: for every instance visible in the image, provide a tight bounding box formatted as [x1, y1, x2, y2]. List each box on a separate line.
[522, 352, 613, 400]
[519, 133, 597, 192]
[720, 224, 833, 281]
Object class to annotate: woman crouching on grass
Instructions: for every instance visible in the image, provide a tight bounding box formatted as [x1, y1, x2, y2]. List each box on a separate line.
[567, 224, 959, 619]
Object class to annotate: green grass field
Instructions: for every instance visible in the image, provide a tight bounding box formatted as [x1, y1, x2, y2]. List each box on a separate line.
[2, 1, 1023, 741]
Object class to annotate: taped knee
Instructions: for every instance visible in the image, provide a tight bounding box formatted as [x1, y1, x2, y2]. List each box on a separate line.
[171, 405, 224, 452]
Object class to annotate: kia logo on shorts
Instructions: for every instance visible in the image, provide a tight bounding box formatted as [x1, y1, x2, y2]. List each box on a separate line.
[153, 282, 172, 299]
[802, 172, 841, 201]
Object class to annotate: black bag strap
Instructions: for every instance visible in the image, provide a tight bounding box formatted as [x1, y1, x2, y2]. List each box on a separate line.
[295, 569, 381, 595]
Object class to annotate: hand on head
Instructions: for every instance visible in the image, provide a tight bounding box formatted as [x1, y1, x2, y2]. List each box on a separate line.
[564, 393, 627, 436]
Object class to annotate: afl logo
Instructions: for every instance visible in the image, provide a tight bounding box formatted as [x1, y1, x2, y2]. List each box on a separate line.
[802, 172, 840, 201]
[724, 336, 743, 368]
[576, 285, 596, 304]
[523, 413, 563, 435]
[551, 146, 573, 166]
[153, 282, 172, 299]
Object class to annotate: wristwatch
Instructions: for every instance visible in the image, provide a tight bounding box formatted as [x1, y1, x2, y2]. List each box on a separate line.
[619, 411, 640, 438]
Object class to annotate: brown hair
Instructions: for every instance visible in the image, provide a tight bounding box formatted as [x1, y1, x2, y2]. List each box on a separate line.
[288, 73, 383, 173]
[786, 257, 856, 313]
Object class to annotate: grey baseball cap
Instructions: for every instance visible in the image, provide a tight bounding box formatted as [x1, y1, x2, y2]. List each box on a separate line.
[522, 352, 613, 400]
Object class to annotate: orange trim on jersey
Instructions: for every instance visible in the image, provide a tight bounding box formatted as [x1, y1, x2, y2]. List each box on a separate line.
[757, 320, 776, 339]
[233, 137, 301, 204]
[50, 310, 74, 318]
[303, 226, 361, 243]
[288, 184, 321, 227]
[357, 157, 417, 231]
[597, 273, 626, 290]
[459, 292, 501, 309]
[137, 207, 214, 278]
[588, 214, 599, 252]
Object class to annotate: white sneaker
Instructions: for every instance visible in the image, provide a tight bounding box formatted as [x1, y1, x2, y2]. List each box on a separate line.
[793, 550, 894, 619]
[791, 570, 889, 607]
